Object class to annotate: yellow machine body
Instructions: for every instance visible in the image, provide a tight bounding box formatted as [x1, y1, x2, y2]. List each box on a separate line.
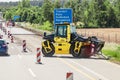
[42, 40, 53, 53]
[54, 24, 71, 54]
[42, 22, 105, 58]
[54, 42, 70, 54]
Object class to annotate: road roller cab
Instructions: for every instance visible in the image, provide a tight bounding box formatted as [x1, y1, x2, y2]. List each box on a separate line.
[54, 23, 72, 54]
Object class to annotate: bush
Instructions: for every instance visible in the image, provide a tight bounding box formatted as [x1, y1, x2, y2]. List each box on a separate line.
[38, 21, 53, 31]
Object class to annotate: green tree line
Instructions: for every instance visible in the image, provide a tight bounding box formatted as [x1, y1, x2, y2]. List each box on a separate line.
[3, 0, 120, 28]
[0, 0, 43, 9]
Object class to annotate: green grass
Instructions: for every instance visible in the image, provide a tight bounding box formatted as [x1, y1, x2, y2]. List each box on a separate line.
[38, 21, 53, 31]
[102, 43, 120, 61]
[17, 21, 53, 31]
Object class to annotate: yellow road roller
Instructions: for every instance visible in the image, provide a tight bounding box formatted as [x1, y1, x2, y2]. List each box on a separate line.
[42, 23, 106, 58]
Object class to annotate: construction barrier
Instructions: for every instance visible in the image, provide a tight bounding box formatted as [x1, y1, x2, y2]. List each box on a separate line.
[8, 31, 10, 38]
[36, 48, 41, 64]
[66, 72, 73, 80]
[23, 40, 27, 52]
[10, 34, 12, 37]
[11, 35, 14, 43]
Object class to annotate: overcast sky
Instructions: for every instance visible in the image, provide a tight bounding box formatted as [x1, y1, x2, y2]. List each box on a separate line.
[0, 0, 21, 2]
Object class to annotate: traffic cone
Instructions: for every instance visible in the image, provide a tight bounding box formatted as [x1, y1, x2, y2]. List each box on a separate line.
[66, 72, 73, 80]
[11, 36, 14, 43]
[36, 48, 42, 64]
[8, 31, 10, 38]
[23, 40, 27, 52]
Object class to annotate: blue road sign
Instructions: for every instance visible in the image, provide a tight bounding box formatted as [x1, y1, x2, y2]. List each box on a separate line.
[14, 15, 20, 21]
[54, 8, 73, 24]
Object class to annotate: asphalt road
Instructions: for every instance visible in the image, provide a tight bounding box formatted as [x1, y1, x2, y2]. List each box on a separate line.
[0, 22, 120, 80]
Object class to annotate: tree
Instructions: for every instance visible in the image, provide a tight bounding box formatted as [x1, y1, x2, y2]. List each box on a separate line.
[73, 0, 82, 22]
[20, 0, 31, 8]
[115, 0, 120, 27]
[81, 0, 90, 27]
[54, 0, 61, 8]
[85, 0, 99, 28]
[5, 11, 12, 20]
[41, 0, 53, 23]
[94, 0, 111, 27]
[106, 2, 118, 27]
[64, 0, 80, 22]
[3, 0, 120, 28]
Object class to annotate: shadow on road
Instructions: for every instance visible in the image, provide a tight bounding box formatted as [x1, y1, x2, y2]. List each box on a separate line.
[43, 55, 109, 60]
[0, 54, 10, 57]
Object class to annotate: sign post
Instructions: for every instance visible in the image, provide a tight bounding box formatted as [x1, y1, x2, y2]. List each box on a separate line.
[13, 15, 20, 21]
[54, 8, 73, 24]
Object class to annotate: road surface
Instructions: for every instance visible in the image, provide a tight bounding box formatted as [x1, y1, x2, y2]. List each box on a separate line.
[0, 22, 120, 80]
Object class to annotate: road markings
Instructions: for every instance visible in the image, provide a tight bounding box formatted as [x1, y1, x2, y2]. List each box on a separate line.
[57, 58, 96, 80]
[28, 68, 36, 77]
[69, 60, 110, 80]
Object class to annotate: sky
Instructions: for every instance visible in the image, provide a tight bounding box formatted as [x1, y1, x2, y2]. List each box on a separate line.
[0, 0, 21, 2]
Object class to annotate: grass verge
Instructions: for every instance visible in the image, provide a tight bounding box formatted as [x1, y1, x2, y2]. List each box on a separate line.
[16, 21, 53, 31]
[16, 22, 52, 35]
[102, 43, 120, 63]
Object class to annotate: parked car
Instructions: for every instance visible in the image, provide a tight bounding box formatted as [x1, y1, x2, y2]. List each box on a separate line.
[0, 39, 9, 56]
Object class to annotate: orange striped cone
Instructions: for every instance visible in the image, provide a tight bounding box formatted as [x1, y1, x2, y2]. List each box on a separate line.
[23, 40, 27, 52]
[11, 36, 14, 43]
[66, 72, 73, 80]
[37, 48, 42, 64]
[8, 31, 10, 38]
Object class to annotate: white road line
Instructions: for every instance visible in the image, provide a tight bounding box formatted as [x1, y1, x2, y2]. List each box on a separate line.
[28, 68, 36, 77]
[58, 58, 96, 80]
[69, 60, 110, 80]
